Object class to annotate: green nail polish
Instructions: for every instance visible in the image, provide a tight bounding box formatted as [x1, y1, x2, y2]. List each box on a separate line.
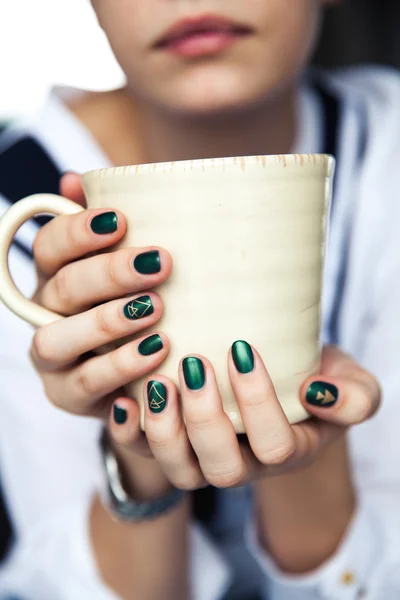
[90, 211, 118, 234]
[114, 404, 127, 424]
[138, 334, 163, 356]
[124, 296, 154, 320]
[148, 381, 167, 414]
[183, 357, 205, 391]
[134, 250, 161, 275]
[232, 340, 254, 374]
[306, 382, 338, 408]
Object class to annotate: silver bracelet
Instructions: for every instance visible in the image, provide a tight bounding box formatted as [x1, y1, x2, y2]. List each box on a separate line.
[99, 428, 185, 522]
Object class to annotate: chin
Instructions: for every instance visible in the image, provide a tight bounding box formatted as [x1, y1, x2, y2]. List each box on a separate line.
[149, 65, 271, 117]
[169, 92, 259, 117]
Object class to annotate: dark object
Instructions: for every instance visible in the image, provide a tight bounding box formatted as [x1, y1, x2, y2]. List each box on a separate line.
[148, 380, 168, 414]
[306, 381, 339, 408]
[134, 250, 161, 274]
[123, 295, 154, 320]
[183, 357, 206, 391]
[137, 333, 164, 356]
[0, 477, 12, 562]
[113, 404, 128, 424]
[231, 340, 254, 374]
[90, 211, 118, 234]
[315, 1, 400, 69]
[0, 136, 62, 257]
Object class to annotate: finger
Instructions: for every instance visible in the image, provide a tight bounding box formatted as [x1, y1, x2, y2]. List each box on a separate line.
[144, 376, 206, 490]
[60, 172, 86, 206]
[109, 397, 152, 458]
[31, 292, 163, 369]
[37, 246, 172, 315]
[229, 340, 296, 466]
[239, 418, 344, 479]
[42, 332, 169, 417]
[301, 374, 381, 426]
[180, 356, 246, 489]
[33, 207, 127, 278]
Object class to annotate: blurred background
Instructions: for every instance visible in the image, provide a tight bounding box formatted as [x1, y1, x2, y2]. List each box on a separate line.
[0, 0, 399, 121]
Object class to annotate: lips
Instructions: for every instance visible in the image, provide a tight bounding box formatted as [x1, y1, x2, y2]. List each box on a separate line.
[154, 15, 252, 56]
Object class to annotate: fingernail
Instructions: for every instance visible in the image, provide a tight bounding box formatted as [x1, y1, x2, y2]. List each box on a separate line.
[124, 296, 154, 320]
[113, 404, 127, 424]
[306, 382, 339, 408]
[90, 211, 118, 234]
[232, 340, 254, 374]
[138, 334, 163, 356]
[148, 380, 167, 413]
[134, 250, 161, 274]
[183, 357, 205, 391]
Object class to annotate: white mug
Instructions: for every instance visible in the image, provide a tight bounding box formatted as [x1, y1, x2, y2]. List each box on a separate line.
[0, 154, 334, 433]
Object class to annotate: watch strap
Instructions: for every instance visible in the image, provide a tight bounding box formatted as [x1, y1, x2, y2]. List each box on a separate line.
[99, 428, 185, 522]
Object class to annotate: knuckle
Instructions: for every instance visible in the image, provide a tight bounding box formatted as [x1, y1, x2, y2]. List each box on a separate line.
[110, 344, 135, 382]
[146, 430, 171, 450]
[173, 472, 205, 491]
[207, 465, 246, 489]
[64, 213, 81, 250]
[146, 420, 180, 450]
[240, 394, 271, 410]
[94, 304, 117, 337]
[105, 252, 122, 289]
[75, 364, 98, 400]
[258, 441, 296, 466]
[113, 428, 141, 449]
[54, 266, 71, 305]
[185, 408, 220, 431]
[31, 329, 53, 364]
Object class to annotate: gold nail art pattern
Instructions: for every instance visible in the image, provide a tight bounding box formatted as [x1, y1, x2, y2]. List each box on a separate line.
[306, 382, 338, 407]
[316, 390, 336, 405]
[148, 381, 167, 413]
[124, 296, 154, 320]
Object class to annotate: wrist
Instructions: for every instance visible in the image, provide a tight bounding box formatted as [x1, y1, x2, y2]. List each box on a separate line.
[106, 432, 174, 502]
[253, 438, 356, 573]
[116, 446, 173, 501]
[101, 430, 185, 523]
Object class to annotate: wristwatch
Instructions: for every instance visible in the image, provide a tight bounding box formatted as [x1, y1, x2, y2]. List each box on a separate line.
[99, 427, 185, 522]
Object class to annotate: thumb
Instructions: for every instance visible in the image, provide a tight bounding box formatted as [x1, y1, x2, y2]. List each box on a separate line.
[59, 171, 86, 207]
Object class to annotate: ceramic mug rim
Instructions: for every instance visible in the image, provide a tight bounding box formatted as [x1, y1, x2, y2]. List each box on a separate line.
[82, 153, 334, 182]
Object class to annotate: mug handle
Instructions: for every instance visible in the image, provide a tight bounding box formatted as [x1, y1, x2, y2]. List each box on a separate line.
[0, 194, 84, 327]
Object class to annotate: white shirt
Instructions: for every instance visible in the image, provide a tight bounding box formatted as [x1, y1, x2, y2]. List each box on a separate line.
[0, 66, 400, 600]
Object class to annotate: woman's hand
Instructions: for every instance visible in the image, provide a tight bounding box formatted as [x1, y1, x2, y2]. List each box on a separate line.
[29, 172, 173, 496]
[30, 172, 381, 493]
[115, 342, 380, 490]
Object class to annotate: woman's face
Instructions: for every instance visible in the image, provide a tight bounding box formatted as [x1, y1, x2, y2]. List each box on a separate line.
[91, 0, 332, 115]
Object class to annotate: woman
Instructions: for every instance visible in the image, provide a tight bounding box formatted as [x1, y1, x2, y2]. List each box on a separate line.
[0, 1, 399, 599]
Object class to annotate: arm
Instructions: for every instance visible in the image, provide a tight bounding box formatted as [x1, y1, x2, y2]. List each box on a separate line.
[247, 211, 400, 599]
[0, 209, 231, 600]
[253, 436, 355, 575]
[0, 297, 230, 600]
[0, 305, 187, 600]
[90, 451, 191, 600]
